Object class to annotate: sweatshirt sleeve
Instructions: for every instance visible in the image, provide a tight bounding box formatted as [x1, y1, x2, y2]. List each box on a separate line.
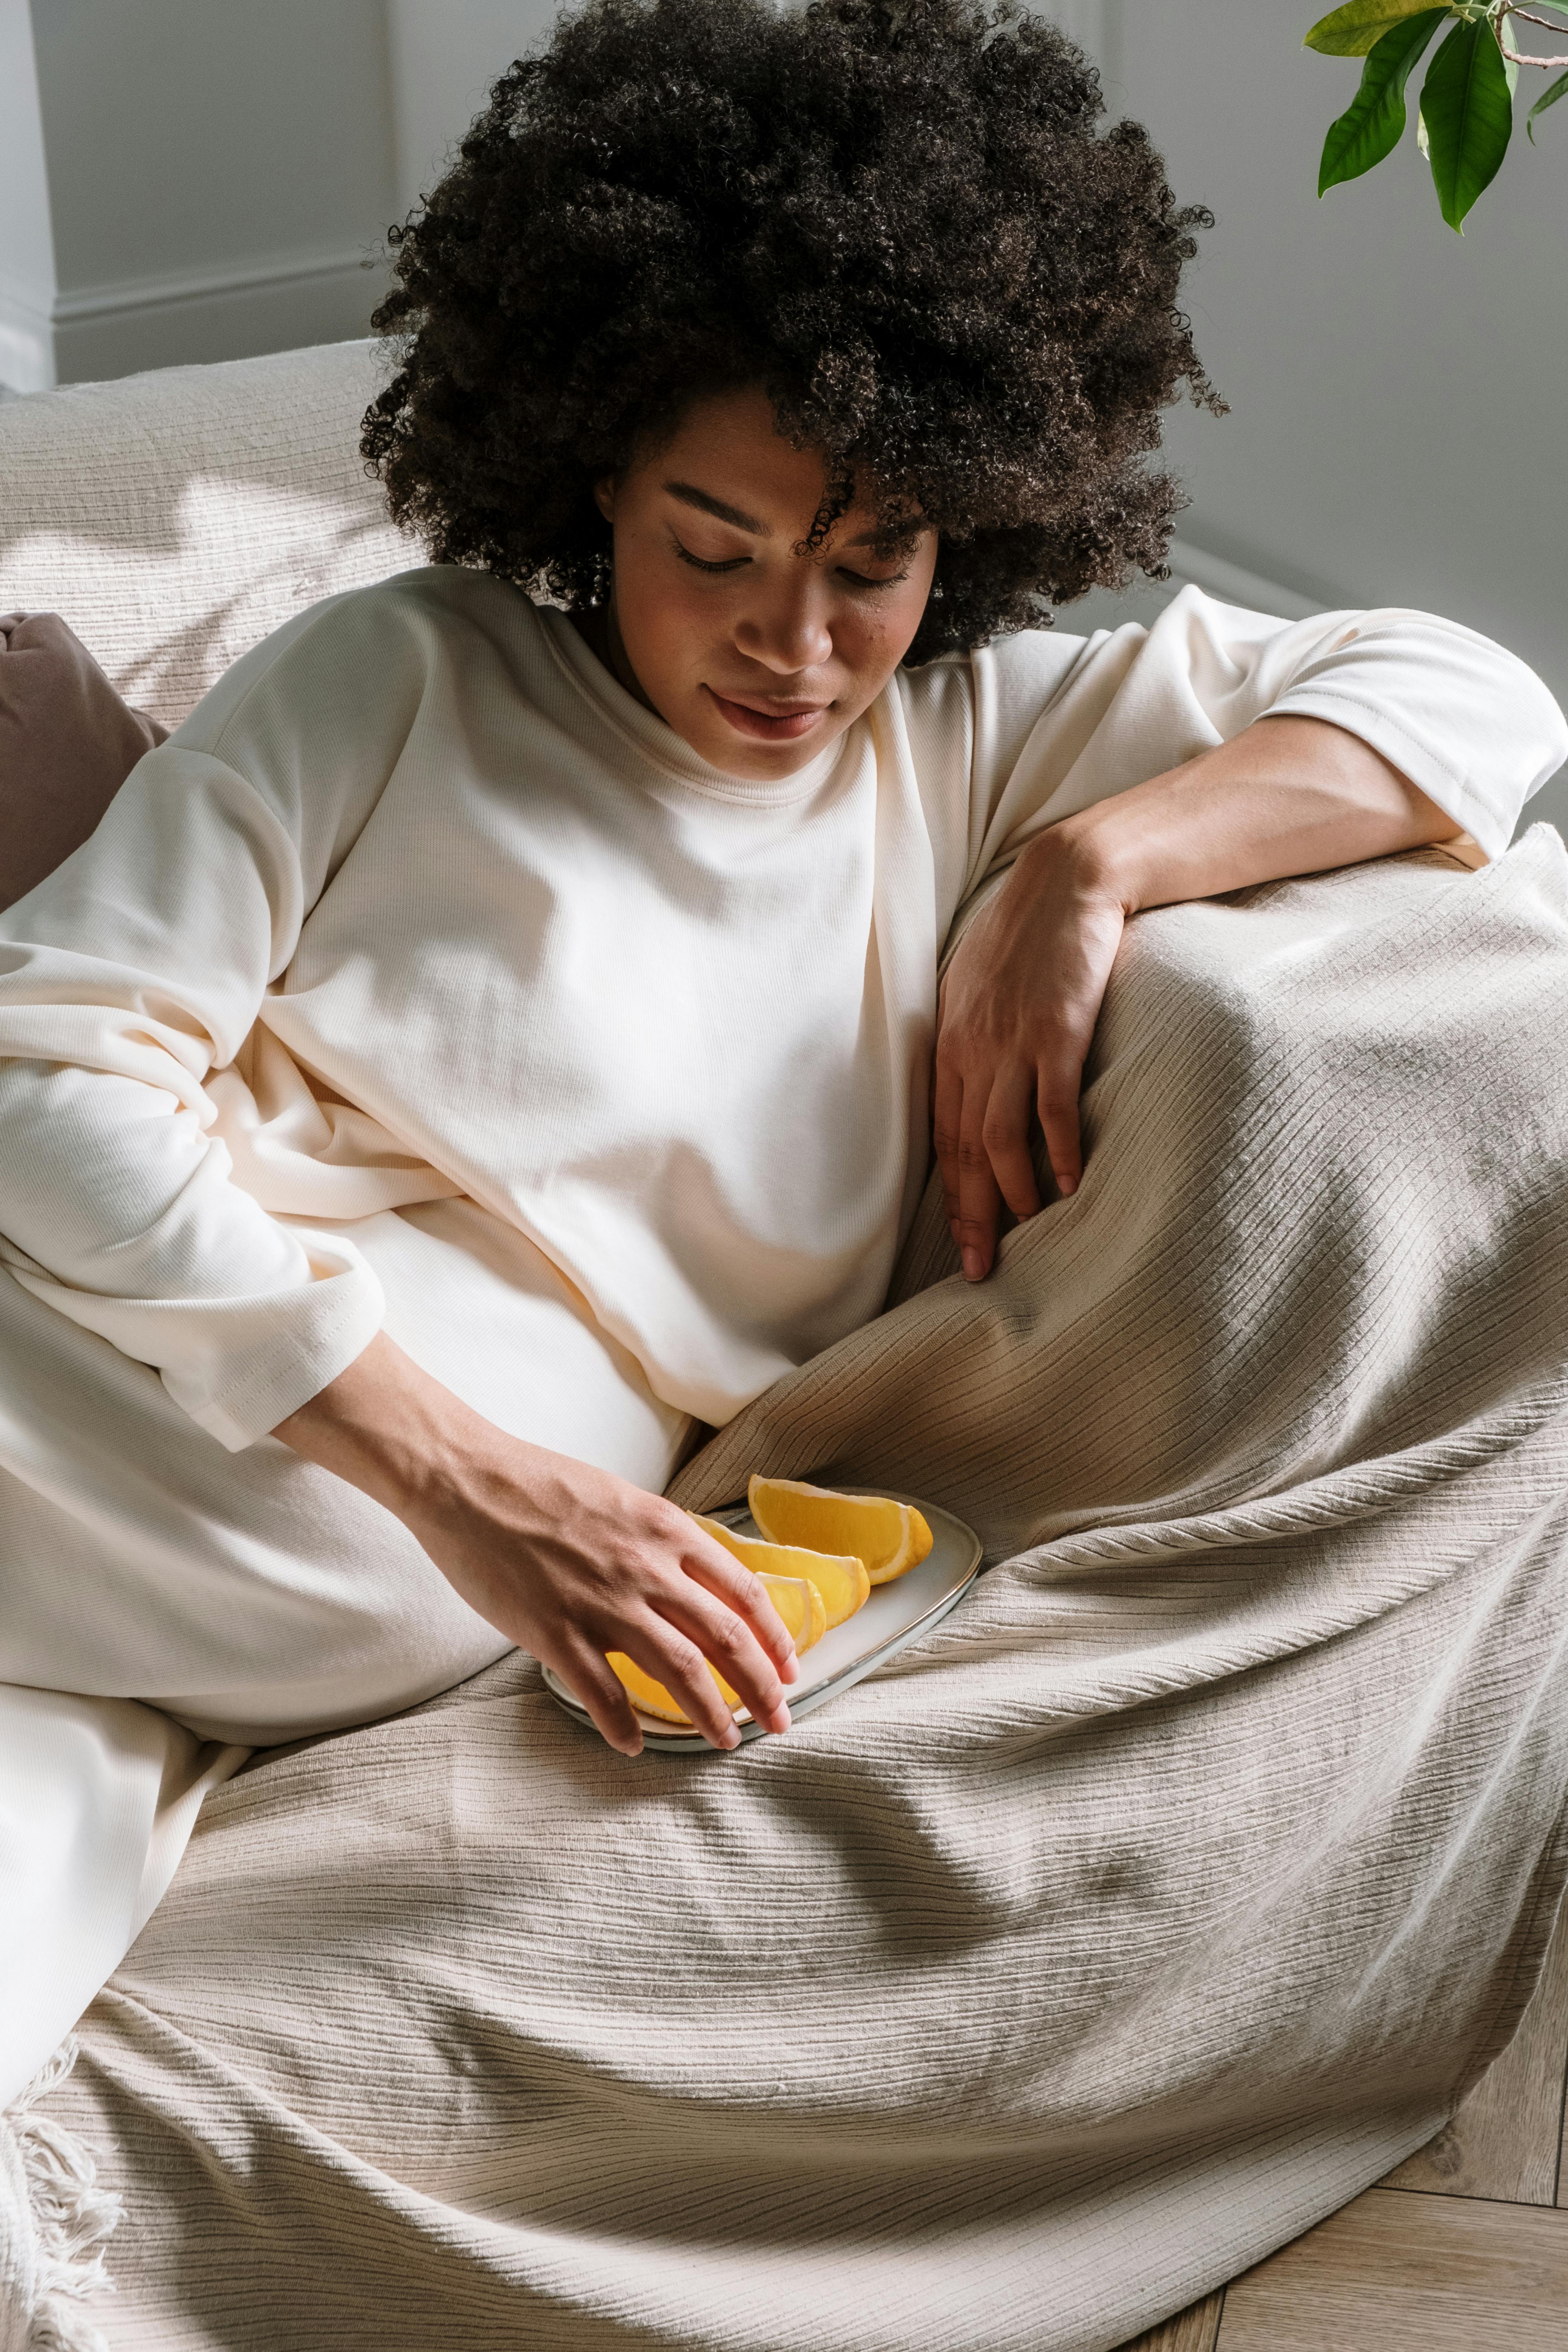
[946, 585, 1568, 898]
[0, 583, 427, 1451]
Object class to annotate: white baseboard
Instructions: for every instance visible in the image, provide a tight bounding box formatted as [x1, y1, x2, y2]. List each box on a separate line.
[43, 246, 389, 387]
[51, 244, 380, 329]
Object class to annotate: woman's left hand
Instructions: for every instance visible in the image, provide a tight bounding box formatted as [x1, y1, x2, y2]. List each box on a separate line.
[933, 825, 1124, 1282]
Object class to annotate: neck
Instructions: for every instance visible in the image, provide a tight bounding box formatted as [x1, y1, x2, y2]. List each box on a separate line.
[573, 593, 656, 715]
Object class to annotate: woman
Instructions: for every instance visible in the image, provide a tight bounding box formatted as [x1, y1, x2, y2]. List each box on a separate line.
[0, 0, 1561, 2097]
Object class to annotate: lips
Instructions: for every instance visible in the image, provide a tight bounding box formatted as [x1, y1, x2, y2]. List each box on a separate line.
[704, 686, 831, 743]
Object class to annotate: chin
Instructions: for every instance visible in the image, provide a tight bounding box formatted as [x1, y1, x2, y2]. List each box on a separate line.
[699, 711, 845, 779]
[713, 737, 827, 781]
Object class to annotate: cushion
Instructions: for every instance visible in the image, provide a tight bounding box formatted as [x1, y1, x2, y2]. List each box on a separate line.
[0, 340, 415, 733]
[0, 612, 166, 910]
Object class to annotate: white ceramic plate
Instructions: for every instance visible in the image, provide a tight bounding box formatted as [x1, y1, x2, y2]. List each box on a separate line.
[542, 1489, 983, 1755]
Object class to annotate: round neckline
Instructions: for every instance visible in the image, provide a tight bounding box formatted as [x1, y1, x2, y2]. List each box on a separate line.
[534, 603, 851, 809]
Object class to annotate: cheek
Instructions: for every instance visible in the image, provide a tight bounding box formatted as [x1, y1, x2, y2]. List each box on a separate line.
[612, 540, 718, 693]
[839, 579, 932, 680]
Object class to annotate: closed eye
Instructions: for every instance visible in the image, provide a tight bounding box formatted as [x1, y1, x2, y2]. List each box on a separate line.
[839, 565, 911, 592]
[671, 536, 750, 576]
[672, 534, 912, 590]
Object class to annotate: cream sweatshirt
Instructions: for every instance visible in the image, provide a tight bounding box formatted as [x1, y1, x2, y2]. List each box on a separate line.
[0, 567, 1560, 1452]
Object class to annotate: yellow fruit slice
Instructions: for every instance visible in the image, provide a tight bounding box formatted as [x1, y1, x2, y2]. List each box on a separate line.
[606, 1654, 701, 1725]
[755, 1568, 826, 1652]
[747, 1477, 935, 1586]
[795, 1550, 870, 1631]
[606, 1570, 821, 1727]
[689, 1513, 865, 1631]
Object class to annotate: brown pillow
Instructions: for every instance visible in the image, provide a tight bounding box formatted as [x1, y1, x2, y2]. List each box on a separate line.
[0, 611, 168, 913]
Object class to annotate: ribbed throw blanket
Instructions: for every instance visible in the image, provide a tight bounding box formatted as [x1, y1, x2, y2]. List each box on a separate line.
[14, 836, 1568, 2352]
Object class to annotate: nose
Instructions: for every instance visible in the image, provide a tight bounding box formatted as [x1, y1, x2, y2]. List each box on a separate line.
[733, 576, 833, 676]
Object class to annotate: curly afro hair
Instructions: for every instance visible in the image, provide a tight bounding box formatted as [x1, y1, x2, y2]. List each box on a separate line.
[363, 0, 1221, 663]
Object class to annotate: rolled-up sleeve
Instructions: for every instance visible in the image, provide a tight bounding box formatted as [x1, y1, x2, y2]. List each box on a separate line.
[951, 586, 1568, 891]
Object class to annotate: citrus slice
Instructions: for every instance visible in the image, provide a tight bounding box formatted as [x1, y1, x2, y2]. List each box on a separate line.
[606, 1654, 700, 1725]
[753, 1568, 826, 1652]
[690, 1513, 864, 1631]
[606, 1570, 821, 1726]
[747, 1477, 934, 1586]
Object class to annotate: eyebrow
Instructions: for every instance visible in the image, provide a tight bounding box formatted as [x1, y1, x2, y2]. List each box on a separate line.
[662, 479, 925, 551]
[663, 482, 770, 535]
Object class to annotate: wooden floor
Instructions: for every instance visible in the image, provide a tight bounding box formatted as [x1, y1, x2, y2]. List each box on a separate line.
[1121, 1903, 1568, 2352]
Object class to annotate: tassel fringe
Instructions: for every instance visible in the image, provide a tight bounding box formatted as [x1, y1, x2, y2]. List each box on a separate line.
[1, 2040, 119, 2352]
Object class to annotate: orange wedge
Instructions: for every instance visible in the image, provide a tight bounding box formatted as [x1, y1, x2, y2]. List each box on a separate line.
[606, 1655, 705, 1725]
[747, 1477, 934, 1586]
[607, 1569, 822, 1727]
[689, 1513, 867, 1631]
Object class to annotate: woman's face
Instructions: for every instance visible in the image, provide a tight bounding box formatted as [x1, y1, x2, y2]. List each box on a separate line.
[591, 386, 937, 780]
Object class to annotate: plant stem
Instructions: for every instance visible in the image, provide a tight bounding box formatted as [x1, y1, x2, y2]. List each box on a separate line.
[1494, 2, 1568, 66]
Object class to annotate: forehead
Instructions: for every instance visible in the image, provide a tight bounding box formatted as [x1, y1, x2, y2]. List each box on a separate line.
[635, 386, 910, 542]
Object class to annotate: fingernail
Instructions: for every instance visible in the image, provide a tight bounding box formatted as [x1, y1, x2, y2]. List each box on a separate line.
[720, 1724, 741, 1750]
[962, 1247, 984, 1282]
[1059, 1175, 1078, 1197]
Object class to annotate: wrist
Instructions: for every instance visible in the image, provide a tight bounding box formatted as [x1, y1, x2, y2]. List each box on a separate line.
[1017, 808, 1143, 916]
[273, 1329, 481, 1524]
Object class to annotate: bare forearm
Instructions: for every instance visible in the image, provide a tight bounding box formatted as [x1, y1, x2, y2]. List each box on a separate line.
[1050, 714, 1462, 915]
[272, 1328, 482, 1518]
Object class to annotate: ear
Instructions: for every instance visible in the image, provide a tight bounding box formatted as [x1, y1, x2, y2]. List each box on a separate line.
[592, 476, 617, 526]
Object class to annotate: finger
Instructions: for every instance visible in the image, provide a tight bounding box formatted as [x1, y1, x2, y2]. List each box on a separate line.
[619, 1616, 744, 1752]
[659, 1580, 793, 1737]
[555, 1635, 646, 1758]
[932, 1051, 966, 1243]
[954, 1084, 1004, 1283]
[1037, 899, 1125, 1197]
[1037, 1045, 1087, 1199]
[680, 1529, 799, 1685]
[979, 1063, 1042, 1223]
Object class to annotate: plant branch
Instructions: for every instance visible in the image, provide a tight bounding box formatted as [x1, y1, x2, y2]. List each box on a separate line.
[1495, 2, 1568, 66]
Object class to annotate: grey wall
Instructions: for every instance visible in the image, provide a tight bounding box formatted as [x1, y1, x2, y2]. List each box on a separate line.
[386, 0, 558, 221]
[1072, 0, 1568, 838]
[5, 0, 395, 384]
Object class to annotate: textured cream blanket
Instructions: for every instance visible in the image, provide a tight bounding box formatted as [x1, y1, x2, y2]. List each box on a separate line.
[18, 835, 1568, 2352]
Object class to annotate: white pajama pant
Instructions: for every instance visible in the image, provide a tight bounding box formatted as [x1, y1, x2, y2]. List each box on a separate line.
[0, 1199, 692, 2102]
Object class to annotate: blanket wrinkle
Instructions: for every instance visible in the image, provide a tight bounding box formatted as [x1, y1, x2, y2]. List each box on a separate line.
[20, 834, 1568, 2352]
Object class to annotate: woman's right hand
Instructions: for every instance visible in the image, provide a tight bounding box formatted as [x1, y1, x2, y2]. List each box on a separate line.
[273, 1331, 797, 1756]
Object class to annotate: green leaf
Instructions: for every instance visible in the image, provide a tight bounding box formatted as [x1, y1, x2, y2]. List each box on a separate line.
[1421, 19, 1514, 229]
[1319, 10, 1448, 190]
[1528, 67, 1568, 140]
[1305, 0, 1455, 60]
[1416, 103, 1431, 153]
